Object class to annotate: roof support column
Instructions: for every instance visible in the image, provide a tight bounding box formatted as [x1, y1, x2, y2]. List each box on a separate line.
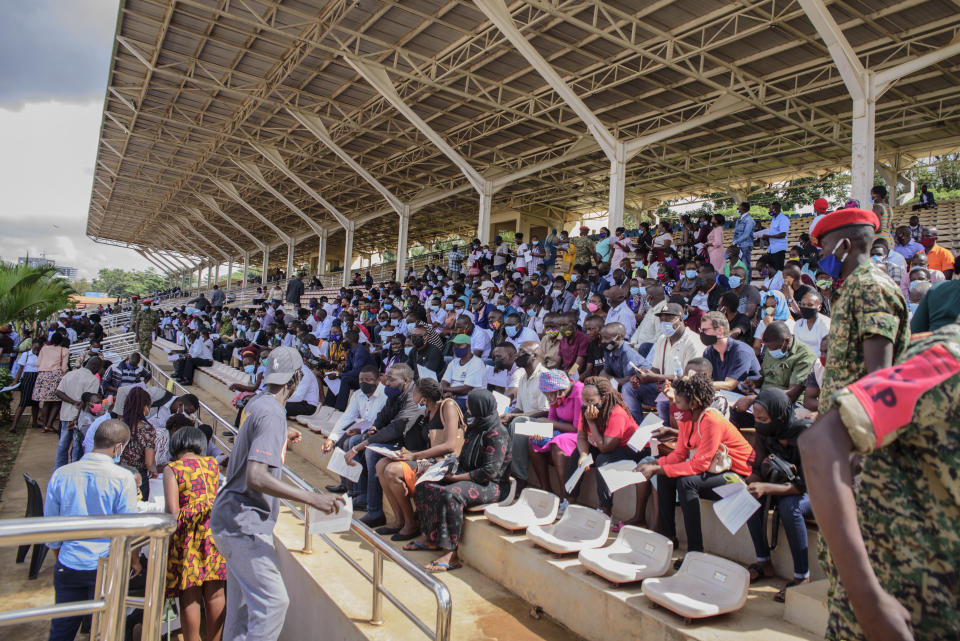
[214, 262, 221, 289]
[241, 252, 249, 291]
[396, 205, 410, 282]
[799, 0, 960, 205]
[286, 241, 295, 283]
[342, 223, 355, 288]
[478, 182, 493, 245]
[317, 229, 327, 278]
[608, 142, 627, 230]
[262, 246, 270, 287]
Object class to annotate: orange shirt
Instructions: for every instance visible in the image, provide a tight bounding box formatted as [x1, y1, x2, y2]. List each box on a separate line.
[926, 244, 955, 274]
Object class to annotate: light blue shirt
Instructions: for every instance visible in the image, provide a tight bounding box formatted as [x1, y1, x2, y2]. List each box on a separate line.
[761, 213, 790, 253]
[605, 301, 637, 342]
[44, 453, 137, 570]
[733, 212, 755, 247]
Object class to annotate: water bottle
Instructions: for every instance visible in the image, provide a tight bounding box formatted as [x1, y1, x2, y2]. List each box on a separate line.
[649, 437, 659, 457]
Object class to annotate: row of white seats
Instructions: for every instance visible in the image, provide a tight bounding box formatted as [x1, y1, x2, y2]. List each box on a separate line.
[483, 488, 749, 620]
[294, 405, 345, 434]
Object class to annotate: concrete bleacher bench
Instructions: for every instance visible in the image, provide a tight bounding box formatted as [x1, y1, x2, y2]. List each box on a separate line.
[295, 405, 344, 435]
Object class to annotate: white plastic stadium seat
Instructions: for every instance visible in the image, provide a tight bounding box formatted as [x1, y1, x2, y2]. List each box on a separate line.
[468, 477, 517, 512]
[578, 526, 673, 584]
[484, 488, 559, 531]
[641, 552, 749, 619]
[526, 505, 611, 554]
[296, 406, 342, 434]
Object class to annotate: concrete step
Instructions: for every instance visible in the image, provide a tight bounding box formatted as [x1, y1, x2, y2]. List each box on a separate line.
[784, 579, 828, 637]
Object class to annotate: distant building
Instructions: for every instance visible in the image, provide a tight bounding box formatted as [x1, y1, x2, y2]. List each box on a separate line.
[17, 257, 77, 280]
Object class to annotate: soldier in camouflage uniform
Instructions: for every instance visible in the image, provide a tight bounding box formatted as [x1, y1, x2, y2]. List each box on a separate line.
[134, 298, 160, 358]
[800, 322, 960, 640]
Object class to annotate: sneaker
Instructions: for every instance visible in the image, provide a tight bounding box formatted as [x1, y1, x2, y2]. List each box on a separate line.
[557, 499, 569, 519]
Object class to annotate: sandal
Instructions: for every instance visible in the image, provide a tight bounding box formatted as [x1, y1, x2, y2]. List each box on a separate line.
[748, 563, 774, 583]
[403, 541, 439, 552]
[425, 562, 462, 573]
[774, 578, 809, 603]
[41, 427, 58, 434]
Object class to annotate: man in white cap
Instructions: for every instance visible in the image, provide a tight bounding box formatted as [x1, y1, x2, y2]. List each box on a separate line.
[211, 346, 343, 641]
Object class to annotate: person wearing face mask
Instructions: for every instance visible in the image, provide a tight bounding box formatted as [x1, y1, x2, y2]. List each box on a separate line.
[324, 330, 373, 411]
[548, 276, 575, 312]
[503, 312, 539, 348]
[732, 322, 816, 428]
[44, 418, 141, 641]
[500, 341, 549, 489]
[920, 226, 954, 280]
[810, 210, 909, 420]
[726, 265, 761, 319]
[741, 388, 813, 599]
[793, 291, 831, 356]
[440, 334, 486, 403]
[598, 322, 650, 421]
[454, 315, 492, 359]
[893, 225, 924, 263]
[733, 202, 756, 280]
[118, 386, 159, 499]
[53, 357, 105, 468]
[675, 261, 700, 298]
[699, 311, 761, 392]
[603, 286, 637, 340]
[406, 327, 445, 379]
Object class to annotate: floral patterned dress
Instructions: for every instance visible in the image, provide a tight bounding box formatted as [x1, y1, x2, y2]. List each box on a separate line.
[413, 422, 511, 551]
[165, 457, 226, 596]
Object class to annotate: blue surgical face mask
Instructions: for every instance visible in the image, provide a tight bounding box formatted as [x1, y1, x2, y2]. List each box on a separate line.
[526, 308, 537, 317]
[445, 303, 454, 311]
[638, 286, 647, 297]
[629, 286, 640, 295]
[871, 255, 884, 263]
[384, 303, 392, 310]
[244, 364, 256, 374]
[506, 325, 519, 337]
[767, 347, 786, 359]
[727, 276, 742, 289]
[496, 305, 506, 312]
[660, 321, 677, 338]
[817, 241, 848, 280]
[570, 274, 578, 282]
[908, 302, 919, 314]
[379, 320, 388, 327]
[685, 269, 697, 280]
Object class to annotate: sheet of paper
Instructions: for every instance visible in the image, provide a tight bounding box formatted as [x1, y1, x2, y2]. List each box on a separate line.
[513, 420, 553, 437]
[415, 458, 457, 486]
[716, 389, 744, 404]
[366, 445, 400, 459]
[492, 391, 511, 415]
[325, 375, 341, 396]
[326, 447, 362, 483]
[712, 483, 761, 534]
[350, 420, 374, 434]
[309, 495, 353, 534]
[417, 364, 437, 381]
[148, 478, 165, 503]
[627, 413, 664, 452]
[0, 383, 19, 393]
[598, 459, 648, 493]
[167, 354, 180, 361]
[564, 453, 594, 493]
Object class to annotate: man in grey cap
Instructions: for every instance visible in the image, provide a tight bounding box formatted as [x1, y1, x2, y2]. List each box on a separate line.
[211, 346, 343, 641]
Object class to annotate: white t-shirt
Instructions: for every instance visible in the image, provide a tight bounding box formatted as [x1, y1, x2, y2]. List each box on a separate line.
[514, 243, 529, 269]
[288, 364, 320, 406]
[754, 317, 796, 341]
[793, 314, 831, 356]
[441, 355, 486, 390]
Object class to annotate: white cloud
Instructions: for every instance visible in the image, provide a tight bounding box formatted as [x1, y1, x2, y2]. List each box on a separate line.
[0, 100, 154, 279]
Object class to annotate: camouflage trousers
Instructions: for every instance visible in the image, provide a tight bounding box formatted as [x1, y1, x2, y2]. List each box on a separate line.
[137, 334, 153, 358]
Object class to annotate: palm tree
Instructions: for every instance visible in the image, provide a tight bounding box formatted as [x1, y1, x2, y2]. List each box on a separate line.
[0, 263, 75, 329]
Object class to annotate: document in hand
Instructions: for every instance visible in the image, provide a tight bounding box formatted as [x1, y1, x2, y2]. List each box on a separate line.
[627, 412, 664, 452]
[415, 458, 458, 486]
[348, 420, 374, 434]
[325, 375, 341, 396]
[417, 364, 438, 381]
[327, 447, 363, 483]
[598, 459, 648, 493]
[309, 495, 353, 534]
[513, 420, 553, 437]
[366, 445, 400, 459]
[492, 391, 511, 415]
[565, 453, 594, 494]
[712, 481, 761, 534]
[0, 383, 19, 393]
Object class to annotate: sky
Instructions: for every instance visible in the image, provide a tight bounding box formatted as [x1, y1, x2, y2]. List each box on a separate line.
[0, 0, 154, 279]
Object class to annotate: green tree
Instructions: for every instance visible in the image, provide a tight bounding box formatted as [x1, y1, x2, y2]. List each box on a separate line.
[92, 268, 167, 297]
[0, 263, 75, 328]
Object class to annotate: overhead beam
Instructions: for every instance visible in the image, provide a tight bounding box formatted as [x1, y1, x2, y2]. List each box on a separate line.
[207, 177, 293, 244]
[184, 206, 246, 255]
[195, 194, 267, 251]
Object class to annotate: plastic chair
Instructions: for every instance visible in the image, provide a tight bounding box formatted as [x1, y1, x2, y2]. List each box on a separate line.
[527, 505, 610, 554]
[578, 526, 673, 584]
[295, 405, 334, 428]
[641, 552, 749, 619]
[15, 474, 49, 579]
[484, 488, 559, 531]
[467, 477, 517, 512]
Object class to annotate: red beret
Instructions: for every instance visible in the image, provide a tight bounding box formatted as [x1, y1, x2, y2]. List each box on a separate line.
[810, 208, 879, 247]
[813, 198, 829, 214]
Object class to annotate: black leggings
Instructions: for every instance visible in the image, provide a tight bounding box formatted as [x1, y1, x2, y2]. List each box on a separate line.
[656, 471, 739, 552]
[564, 445, 639, 510]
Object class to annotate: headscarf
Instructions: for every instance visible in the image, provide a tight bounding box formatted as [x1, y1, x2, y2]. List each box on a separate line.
[753, 388, 806, 442]
[763, 290, 790, 321]
[538, 369, 570, 393]
[460, 389, 502, 472]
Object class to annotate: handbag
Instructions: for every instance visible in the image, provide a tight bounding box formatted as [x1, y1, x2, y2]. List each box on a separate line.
[695, 408, 732, 474]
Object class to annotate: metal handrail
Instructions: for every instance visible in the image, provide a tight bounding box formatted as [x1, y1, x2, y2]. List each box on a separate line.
[140, 356, 452, 641]
[0, 513, 176, 641]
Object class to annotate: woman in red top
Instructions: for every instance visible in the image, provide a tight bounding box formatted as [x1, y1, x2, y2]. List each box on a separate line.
[565, 377, 639, 514]
[636, 373, 754, 553]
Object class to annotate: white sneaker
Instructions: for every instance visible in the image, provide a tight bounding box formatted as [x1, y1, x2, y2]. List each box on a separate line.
[557, 499, 569, 519]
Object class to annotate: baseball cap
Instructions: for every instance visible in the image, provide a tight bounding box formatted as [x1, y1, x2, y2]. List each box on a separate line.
[656, 302, 685, 317]
[451, 334, 472, 345]
[262, 346, 304, 385]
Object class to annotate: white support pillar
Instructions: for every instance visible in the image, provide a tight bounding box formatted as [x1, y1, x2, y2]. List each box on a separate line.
[226, 258, 233, 292]
[207, 264, 213, 291]
[262, 246, 270, 285]
[214, 262, 220, 289]
[342, 223, 355, 288]
[478, 182, 493, 245]
[241, 252, 249, 291]
[396, 205, 410, 282]
[286, 241, 295, 282]
[317, 229, 327, 277]
[607, 142, 627, 231]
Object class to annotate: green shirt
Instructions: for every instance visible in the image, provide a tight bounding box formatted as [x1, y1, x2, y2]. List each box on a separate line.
[760, 338, 816, 391]
[910, 280, 960, 334]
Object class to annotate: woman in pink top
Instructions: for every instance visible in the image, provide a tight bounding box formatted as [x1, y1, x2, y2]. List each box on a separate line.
[637, 373, 754, 554]
[706, 214, 727, 272]
[33, 333, 70, 432]
[526, 371, 582, 506]
[565, 377, 639, 515]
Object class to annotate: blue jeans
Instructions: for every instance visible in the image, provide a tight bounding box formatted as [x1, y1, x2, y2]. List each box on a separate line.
[363, 443, 400, 518]
[56, 421, 82, 470]
[345, 434, 367, 500]
[622, 383, 658, 424]
[50, 561, 98, 641]
[747, 493, 813, 578]
[738, 244, 753, 281]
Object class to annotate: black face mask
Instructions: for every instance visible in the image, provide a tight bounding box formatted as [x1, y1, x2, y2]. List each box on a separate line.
[515, 353, 532, 368]
[492, 358, 509, 371]
[701, 333, 719, 346]
[799, 307, 818, 320]
[359, 381, 377, 395]
[410, 335, 425, 348]
[754, 421, 776, 439]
